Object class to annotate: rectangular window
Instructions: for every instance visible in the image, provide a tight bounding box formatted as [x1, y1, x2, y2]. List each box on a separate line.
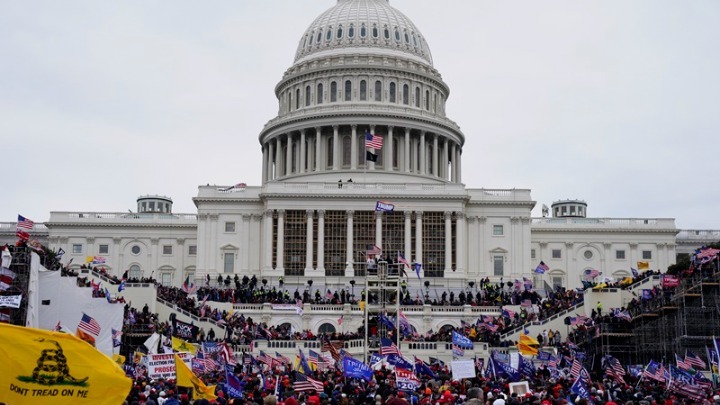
[149, 201, 155, 211]
[492, 225, 504, 236]
[224, 253, 235, 273]
[552, 249, 562, 259]
[163, 245, 172, 255]
[72, 244, 82, 254]
[225, 222, 236, 232]
[161, 273, 172, 286]
[616, 250, 626, 260]
[531, 249, 536, 259]
[98, 244, 109, 254]
[188, 245, 197, 256]
[642, 250, 652, 260]
[552, 276, 563, 290]
[493, 256, 504, 277]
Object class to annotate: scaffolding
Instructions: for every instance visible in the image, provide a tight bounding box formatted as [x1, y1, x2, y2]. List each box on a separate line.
[1, 245, 31, 326]
[590, 264, 720, 366]
[363, 260, 401, 362]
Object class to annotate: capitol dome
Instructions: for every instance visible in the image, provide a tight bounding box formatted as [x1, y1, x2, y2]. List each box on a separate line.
[294, 0, 433, 66]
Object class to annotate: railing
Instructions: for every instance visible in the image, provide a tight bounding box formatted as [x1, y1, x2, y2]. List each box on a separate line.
[531, 217, 676, 227]
[500, 301, 585, 340]
[0, 222, 48, 231]
[156, 297, 226, 330]
[48, 212, 197, 222]
[676, 230, 720, 240]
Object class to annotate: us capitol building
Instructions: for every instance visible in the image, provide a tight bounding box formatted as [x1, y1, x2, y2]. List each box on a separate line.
[4, 0, 715, 302]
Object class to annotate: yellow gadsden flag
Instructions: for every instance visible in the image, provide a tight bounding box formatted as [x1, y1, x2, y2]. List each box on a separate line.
[174, 354, 217, 400]
[517, 334, 540, 356]
[171, 336, 197, 355]
[637, 261, 650, 270]
[0, 323, 132, 405]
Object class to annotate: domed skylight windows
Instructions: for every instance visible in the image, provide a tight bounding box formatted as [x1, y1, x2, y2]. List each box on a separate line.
[372, 24, 378, 38]
[383, 26, 390, 40]
[348, 24, 354, 39]
[337, 25, 343, 39]
[316, 30, 323, 44]
[404, 31, 410, 44]
[394, 28, 401, 42]
[326, 27, 333, 41]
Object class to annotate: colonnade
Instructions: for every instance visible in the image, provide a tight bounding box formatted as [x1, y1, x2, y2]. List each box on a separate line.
[261, 125, 462, 183]
[262, 209, 467, 276]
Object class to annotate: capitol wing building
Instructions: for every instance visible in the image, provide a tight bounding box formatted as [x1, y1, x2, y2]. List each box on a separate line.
[15, 0, 691, 298]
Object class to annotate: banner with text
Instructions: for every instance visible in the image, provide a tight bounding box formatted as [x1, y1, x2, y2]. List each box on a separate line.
[147, 352, 192, 380]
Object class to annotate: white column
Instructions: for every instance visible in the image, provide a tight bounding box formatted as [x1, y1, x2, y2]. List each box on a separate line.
[268, 141, 275, 180]
[441, 138, 448, 180]
[458, 147, 463, 181]
[315, 127, 322, 172]
[242, 215, 250, 272]
[350, 125, 358, 170]
[285, 134, 293, 176]
[345, 210, 354, 275]
[263, 210, 273, 271]
[415, 211, 423, 265]
[450, 143, 457, 182]
[332, 125, 339, 170]
[375, 211, 383, 250]
[261, 144, 268, 183]
[404, 128, 411, 172]
[299, 129, 306, 174]
[444, 211, 452, 272]
[305, 210, 314, 273]
[419, 131, 426, 175]
[387, 126, 394, 172]
[456, 212, 466, 274]
[274, 139, 282, 179]
[317, 210, 325, 273]
[276, 209, 285, 272]
[432, 134, 439, 177]
[404, 211, 412, 261]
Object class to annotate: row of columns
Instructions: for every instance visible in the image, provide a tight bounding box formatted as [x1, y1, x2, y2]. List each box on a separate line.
[260, 125, 462, 183]
[262, 210, 467, 275]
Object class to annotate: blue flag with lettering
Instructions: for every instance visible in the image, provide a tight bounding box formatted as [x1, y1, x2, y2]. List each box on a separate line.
[343, 357, 373, 381]
[452, 331, 474, 350]
[387, 354, 413, 369]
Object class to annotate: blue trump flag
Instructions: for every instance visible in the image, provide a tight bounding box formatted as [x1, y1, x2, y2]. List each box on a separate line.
[343, 357, 373, 381]
[414, 357, 437, 378]
[570, 375, 591, 402]
[387, 354, 413, 369]
[369, 353, 383, 365]
[225, 369, 246, 399]
[452, 330, 474, 350]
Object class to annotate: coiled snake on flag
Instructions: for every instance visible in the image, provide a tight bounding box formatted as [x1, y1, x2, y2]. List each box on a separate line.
[32, 338, 89, 385]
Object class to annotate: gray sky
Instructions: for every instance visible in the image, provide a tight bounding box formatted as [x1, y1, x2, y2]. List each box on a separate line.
[2, 1, 719, 230]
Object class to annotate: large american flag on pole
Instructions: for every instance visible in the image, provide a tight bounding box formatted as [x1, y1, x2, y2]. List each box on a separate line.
[17, 215, 34, 230]
[293, 372, 324, 393]
[78, 313, 101, 336]
[365, 132, 383, 149]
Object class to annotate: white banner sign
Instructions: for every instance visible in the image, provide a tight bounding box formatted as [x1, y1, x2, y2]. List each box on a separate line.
[0, 294, 22, 308]
[451, 360, 476, 380]
[146, 352, 192, 380]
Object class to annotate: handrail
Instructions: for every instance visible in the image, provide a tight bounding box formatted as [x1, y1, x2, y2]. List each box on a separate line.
[499, 301, 585, 340]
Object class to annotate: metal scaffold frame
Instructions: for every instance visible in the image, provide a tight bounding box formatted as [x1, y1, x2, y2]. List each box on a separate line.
[363, 260, 401, 362]
[2, 246, 31, 326]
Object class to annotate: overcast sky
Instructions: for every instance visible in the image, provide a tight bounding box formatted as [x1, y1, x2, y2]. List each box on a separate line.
[2, 1, 719, 230]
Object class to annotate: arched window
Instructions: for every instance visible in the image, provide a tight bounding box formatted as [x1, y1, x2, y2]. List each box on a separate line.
[326, 26, 333, 41]
[404, 31, 410, 44]
[342, 135, 351, 166]
[402, 84, 409, 105]
[287, 92, 292, 112]
[348, 24, 354, 38]
[372, 24, 378, 38]
[360, 80, 367, 101]
[344, 80, 352, 101]
[394, 28, 401, 42]
[316, 30, 323, 44]
[295, 89, 300, 110]
[330, 81, 337, 102]
[305, 85, 311, 107]
[412, 34, 418, 48]
[307, 33, 313, 50]
[383, 26, 390, 40]
[337, 25, 343, 39]
[360, 24, 366, 38]
[129, 265, 142, 280]
[318, 323, 336, 334]
[317, 83, 324, 104]
[425, 90, 430, 110]
[389, 82, 396, 103]
[415, 86, 420, 107]
[374, 81, 382, 101]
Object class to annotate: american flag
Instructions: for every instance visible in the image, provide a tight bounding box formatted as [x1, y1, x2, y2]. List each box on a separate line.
[17, 215, 34, 230]
[365, 132, 383, 149]
[604, 355, 626, 384]
[78, 313, 101, 336]
[676, 353, 692, 371]
[366, 244, 382, 256]
[257, 350, 274, 366]
[338, 315, 343, 325]
[380, 337, 401, 356]
[275, 352, 291, 365]
[397, 252, 410, 268]
[642, 360, 667, 382]
[668, 380, 708, 402]
[293, 372, 323, 393]
[221, 343, 237, 366]
[685, 350, 706, 369]
[320, 337, 342, 361]
[584, 269, 601, 280]
[570, 359, 590, 382]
